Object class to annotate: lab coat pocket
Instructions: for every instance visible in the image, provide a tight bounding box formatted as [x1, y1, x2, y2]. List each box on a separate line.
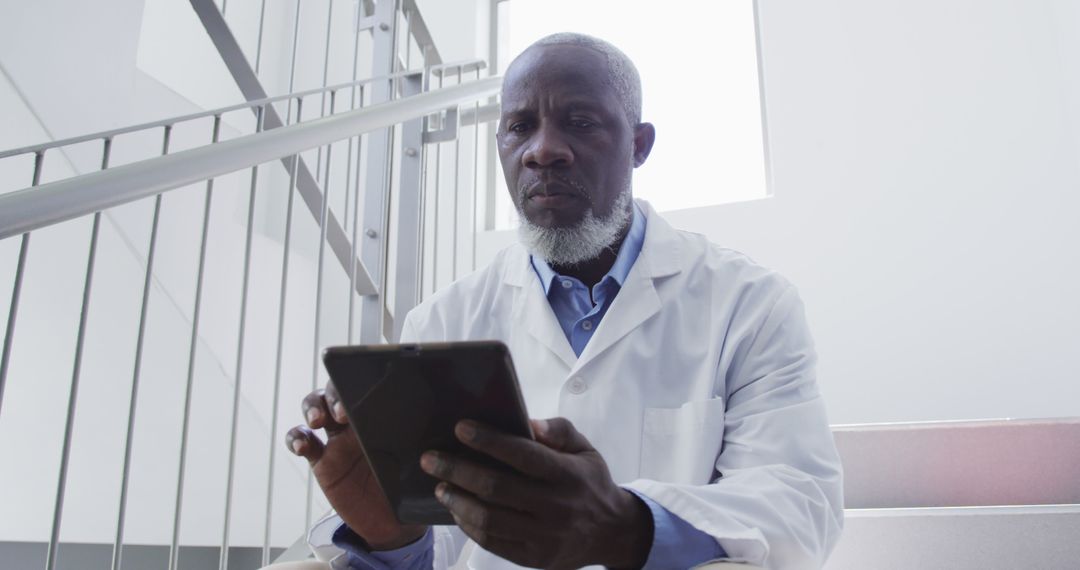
[640, 397, 726, 485]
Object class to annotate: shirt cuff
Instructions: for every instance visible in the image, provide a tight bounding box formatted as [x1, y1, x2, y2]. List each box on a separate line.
[330, 523, 434, 569]
[626, 489, 727, 570]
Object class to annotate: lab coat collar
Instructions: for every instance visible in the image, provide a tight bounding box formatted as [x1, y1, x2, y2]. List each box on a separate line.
[503, 199, 684, 370]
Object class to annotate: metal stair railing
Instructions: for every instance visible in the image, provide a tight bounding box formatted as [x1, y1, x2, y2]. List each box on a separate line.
[0, 73, 500, 242]
[0, 54, 501, 570]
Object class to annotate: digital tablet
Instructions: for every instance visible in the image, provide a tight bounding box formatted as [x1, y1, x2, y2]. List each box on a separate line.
[322, 340, 533, 525]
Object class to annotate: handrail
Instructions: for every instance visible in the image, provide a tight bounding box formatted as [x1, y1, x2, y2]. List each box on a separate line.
[0, 58, 487, 161]
[0, 75, 502, 241]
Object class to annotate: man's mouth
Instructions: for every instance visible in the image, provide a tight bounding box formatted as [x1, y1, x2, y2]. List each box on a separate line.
[526, 185, 575, 199]
[521, 175, 588, 204]
[521, 181, 580, 210]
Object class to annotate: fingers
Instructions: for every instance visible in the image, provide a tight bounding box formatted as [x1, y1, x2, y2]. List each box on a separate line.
[324, 381, 350, 424]
[302, 388, 348, 433]
[448, 418, 596, 484]
[285, 426, 326, 463]
[435, 482, 536, 542]
[421, 451, 544, 511]
[530, 417, 594, 453]
[292, 386, 355, 464]
[452, 421, 563, 481]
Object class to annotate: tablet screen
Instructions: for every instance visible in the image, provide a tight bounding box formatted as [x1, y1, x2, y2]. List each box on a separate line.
[324, 341, 532, 524]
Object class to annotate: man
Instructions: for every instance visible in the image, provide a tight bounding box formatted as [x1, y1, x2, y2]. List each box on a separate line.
[287, 33, 843, 569]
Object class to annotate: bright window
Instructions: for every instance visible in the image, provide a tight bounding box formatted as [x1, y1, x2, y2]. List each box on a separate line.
[493, 0, 770, 229]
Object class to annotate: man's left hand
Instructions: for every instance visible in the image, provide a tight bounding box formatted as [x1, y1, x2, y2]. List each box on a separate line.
[420, 417, 654, 569]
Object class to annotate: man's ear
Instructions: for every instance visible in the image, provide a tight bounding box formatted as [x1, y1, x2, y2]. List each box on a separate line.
[632, 122, 656, 168]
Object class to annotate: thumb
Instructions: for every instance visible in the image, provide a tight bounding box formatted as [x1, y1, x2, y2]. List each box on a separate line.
[531, 417, 594, 453]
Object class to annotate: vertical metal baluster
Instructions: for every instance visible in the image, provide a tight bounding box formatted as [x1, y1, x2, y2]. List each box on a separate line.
[263, 97, 302, 566]
[343, 139, 353, 239]
[315, 0, 334, 185]
[170, 116, 222, 570]
[0, 151, 43, 416]
[404, 4, 412, 70]
[220, 105, 266, 570]
[417, 69, 431, 301]
[432, 72, 444, 294]
[110, 125, 175, 570]
[260, 1, 299, 556]
[254, 0, 268, 75]
[472, 67, 481, 272]
[379, 76, 398, 341]
[307, 89, 337, 529]
[45, 138, 111, 570]
[342, 0, 364, 236]
[289, 0, 302, 96]
[340, 3, 361, 328]
[452, 65, 463, 281]
[347, 87, 365, 343]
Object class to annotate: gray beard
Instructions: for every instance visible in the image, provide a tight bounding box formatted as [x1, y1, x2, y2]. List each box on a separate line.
[517, 191, 633, 267]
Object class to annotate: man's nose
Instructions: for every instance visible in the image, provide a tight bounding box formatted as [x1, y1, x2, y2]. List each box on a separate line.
[522, 123, 573, 169]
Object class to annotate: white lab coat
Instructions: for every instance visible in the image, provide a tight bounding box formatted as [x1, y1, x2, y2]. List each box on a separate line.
[311, 200, 843, 569]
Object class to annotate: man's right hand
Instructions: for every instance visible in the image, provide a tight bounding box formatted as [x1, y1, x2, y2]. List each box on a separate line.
[286, 384, 428, 550]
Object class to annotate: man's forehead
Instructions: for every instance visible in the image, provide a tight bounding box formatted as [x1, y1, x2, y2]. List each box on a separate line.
[501, 44, 613, 105]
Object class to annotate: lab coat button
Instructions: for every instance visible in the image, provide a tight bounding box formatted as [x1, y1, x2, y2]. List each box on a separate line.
[567, 376, 587, 394]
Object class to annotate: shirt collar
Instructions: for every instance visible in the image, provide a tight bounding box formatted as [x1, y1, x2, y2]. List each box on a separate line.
[530, 201, 648, 294]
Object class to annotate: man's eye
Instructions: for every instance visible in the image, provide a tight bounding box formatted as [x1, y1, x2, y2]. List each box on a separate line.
[508, 122, 532, 134]
[570, 119, 596, 129]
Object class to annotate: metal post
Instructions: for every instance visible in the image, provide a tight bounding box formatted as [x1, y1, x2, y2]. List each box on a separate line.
[254, 0, 268, 74]
[0, 151, 43, 417]
[379, 75, 399, 343]
[432, 72, 444, 292]
[263, 98, 302, 566]
[347, 88, 364, 343]
[315, 0, 334, 185]
[307, 88, 337, 529]
[45, 138, 111, 570]
[404, 4, 413, 69]
[452, 66, 463, 280]
[289, 0, 302, 94]
[417, 69, 431, 300]
[358, 0, 399, 343]
[111, 124, 176, 570]
[472, 67, 481, 271]
[220, 105, 265, 570]
[392, 73, 425, 341]
[485, 0, 500, 232]
[169, 118, 221, 570]
[343, 0, 364, 236]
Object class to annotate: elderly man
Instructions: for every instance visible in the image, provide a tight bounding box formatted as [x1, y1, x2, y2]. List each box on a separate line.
[287, 33, 843, 569]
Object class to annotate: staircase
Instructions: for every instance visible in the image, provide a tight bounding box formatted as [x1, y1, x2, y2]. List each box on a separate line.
[828, 417, 1080, 568]
[0, 0, 499, 568]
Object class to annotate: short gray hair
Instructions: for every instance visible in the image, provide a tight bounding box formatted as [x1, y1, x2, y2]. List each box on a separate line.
[526, 33, 643, 126]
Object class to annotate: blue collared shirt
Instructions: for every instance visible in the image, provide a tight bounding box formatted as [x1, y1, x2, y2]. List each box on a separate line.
[333, 203, 725, 568]
[529, 203, 647, 357]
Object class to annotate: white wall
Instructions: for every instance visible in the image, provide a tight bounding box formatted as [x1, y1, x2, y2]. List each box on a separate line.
[480, 0, 1080, 425]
